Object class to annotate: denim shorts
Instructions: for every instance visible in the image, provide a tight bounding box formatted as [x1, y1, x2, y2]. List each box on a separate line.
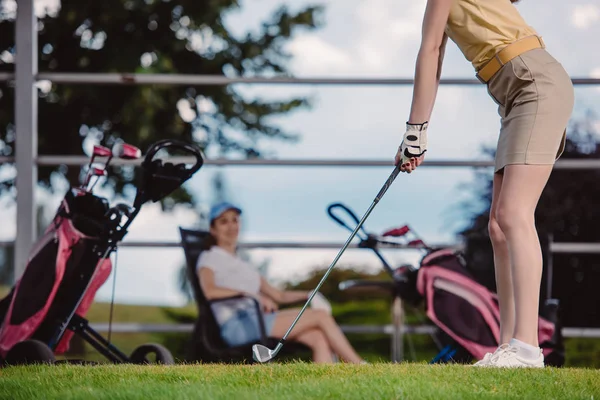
[219, 307, 277, 347]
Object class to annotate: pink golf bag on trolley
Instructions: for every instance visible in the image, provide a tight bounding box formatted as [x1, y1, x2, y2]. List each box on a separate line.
[412, 248, 560, 363]
[327, 202, 564, 366]
[0, 139, 204, 366]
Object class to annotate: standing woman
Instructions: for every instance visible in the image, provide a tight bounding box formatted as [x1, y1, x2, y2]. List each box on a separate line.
[395, 0, 574, 368]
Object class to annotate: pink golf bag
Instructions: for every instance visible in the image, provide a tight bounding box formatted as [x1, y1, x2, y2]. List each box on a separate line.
[0, 139, 204, 366]
[412, 248, 561, 363]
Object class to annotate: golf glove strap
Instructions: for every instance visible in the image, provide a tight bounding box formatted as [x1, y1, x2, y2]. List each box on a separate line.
[399, 122, 428, 165]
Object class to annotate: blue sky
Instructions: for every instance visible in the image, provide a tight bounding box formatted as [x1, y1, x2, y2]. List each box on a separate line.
[1, 0, 600, 306]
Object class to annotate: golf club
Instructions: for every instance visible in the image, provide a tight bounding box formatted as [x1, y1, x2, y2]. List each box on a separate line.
[252, 164, 402, 363]
[81, 145, 111, 190]
[88, 142, 141, 191]
[87, 166, 108, 192]
[113, 142, 142, 160]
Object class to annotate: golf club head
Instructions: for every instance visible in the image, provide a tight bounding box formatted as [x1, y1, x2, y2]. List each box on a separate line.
[252, 344, 276, 363]
[93, 145, 112, 158]
[382, 225, 410, 237]
[81, 145, 111, 188]
[91, 167, 107, 177]
[113, 142, 142, 160]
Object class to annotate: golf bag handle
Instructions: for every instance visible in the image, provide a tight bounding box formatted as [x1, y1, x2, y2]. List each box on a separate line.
[142, 139, 204, 175]
[327, 203, 369, 241]
[133, 139, 204, 207]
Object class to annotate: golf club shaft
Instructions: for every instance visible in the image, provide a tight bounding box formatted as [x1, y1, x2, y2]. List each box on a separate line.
[88, 174, 103, 191]
[279, 165, 401, 343]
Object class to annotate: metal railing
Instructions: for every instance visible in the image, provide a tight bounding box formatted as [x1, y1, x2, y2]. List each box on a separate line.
[0, 72, 599, 86]
[2, 239, 600, 253]
[3, 155, 600, 169]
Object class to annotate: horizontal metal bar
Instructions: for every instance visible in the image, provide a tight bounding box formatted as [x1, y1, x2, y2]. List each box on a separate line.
[562, 328, 600, 338]
[87, 322, 600, 338]
[37, 155, 480, 167]
[0, 72, 13, 82]
[113, 241, 457, 250]
[86, 323, 436, 335]
[116, 240, 458, 250]
[0, 239, 448, 249]
[550, 242, 600, 254]
[90, 323, 195, 333]
[1, 72, 600, 86]
[3, 155, 600, 169]
[3, 240, 600, 253]
[43, 73, 472, 86]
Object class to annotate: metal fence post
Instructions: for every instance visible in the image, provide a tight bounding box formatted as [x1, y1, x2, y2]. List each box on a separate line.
[14, 0, 38, 280]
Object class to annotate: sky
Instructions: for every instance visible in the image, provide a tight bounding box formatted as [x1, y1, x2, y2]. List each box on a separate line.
[1, 0, 600, 307]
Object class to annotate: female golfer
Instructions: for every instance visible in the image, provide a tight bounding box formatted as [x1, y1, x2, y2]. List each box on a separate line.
[395, 0, 574, 368]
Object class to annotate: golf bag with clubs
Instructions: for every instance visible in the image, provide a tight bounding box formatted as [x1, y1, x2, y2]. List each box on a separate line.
[0, 139, 204, 366]
[327, 202, 565, 366]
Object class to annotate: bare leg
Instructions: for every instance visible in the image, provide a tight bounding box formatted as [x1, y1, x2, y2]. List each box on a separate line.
[293, 329, 335, 363]
[488, 171, 515, 344]
[270, 308, 363, 364]
[495, 164, 553, 347]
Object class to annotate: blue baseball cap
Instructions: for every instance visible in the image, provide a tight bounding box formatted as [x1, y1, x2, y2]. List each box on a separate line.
[209, 201, 242, 222]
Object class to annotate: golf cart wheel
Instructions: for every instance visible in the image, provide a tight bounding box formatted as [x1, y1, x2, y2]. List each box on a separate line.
[4, 339, 56, 366]
[130, 343, 174, 365]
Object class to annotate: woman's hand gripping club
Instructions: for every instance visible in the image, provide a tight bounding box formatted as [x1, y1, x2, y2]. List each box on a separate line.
[395, 122, 428, 173]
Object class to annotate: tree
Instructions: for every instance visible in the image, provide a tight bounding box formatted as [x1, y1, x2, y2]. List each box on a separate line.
[0, 0, 323, 205]
[457, 109, 600, 327]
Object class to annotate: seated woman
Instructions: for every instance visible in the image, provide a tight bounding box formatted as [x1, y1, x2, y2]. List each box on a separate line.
[196, 201, 365, 364]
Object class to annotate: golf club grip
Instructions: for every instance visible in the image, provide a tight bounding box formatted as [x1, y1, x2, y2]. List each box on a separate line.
[375, 165, 401, 202]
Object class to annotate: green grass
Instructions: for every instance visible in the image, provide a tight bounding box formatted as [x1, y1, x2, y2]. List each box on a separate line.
[0, 363, 599, 400]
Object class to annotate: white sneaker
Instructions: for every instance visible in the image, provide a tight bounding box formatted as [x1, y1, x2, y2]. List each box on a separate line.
[472, 344, 509, 367]
[487, 345, 545, 368]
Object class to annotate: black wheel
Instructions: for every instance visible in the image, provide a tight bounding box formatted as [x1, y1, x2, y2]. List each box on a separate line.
[130, 343, 174, 365]
[4, 340, 56, 366]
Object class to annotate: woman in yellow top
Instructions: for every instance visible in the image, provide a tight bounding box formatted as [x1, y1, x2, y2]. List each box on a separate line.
[395, 0, 574, 368]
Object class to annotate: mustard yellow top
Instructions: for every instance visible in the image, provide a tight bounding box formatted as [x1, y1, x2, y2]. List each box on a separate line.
[444, 0, 538, 71]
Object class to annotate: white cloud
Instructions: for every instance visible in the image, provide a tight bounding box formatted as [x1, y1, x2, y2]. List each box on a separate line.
[286, 35, 356, 75]
[571, 4, 600, 29]
[354, 0, 426, 74]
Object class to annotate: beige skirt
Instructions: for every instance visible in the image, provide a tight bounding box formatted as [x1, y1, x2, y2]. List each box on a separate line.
[486, 48, 574, 173]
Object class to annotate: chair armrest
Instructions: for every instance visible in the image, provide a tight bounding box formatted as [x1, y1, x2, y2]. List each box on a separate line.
[207, 294, 269, 344]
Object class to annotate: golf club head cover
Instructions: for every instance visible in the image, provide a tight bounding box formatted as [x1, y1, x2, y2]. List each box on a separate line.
[382, 225, 410, 237]
[399, 122, 428, 165]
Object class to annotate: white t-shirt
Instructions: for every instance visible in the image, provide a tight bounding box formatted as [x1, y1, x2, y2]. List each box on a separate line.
[196, 246, 262, 325]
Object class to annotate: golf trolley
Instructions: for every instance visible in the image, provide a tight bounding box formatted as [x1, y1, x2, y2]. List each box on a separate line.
[0, 139, 204, 366]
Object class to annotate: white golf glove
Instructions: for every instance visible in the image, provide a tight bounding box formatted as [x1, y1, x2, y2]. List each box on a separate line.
[398, 122, 428, 166]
